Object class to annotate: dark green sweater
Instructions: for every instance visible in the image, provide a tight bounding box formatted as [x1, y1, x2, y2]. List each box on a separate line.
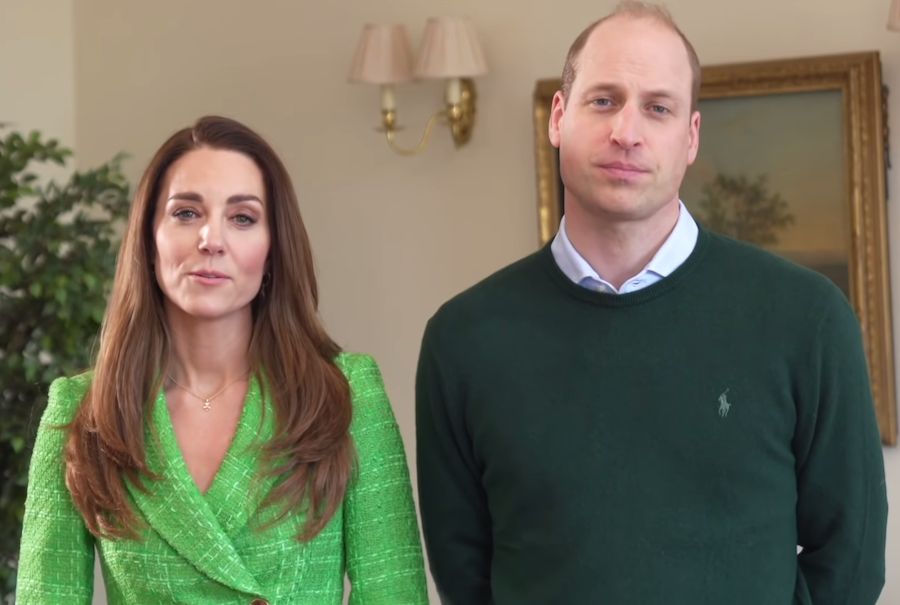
[415, 226, 888, 605]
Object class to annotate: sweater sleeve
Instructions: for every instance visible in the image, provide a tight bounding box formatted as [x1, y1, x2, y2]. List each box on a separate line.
[415, 323, 494, 605]
[793, 291, 888, 604]
[341, 353, 429, 605]
[15, 376, 95, 605]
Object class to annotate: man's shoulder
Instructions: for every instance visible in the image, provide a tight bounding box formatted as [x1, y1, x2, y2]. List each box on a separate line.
[705, 230, 850, 316]
[709, 231, 840, 287]
[427, 247, 547, 329]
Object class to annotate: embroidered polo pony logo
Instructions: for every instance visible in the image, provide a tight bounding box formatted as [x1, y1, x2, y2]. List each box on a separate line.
[718, 389, 732, 417]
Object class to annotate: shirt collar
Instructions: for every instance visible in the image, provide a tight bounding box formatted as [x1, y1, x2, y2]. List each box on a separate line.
[550, 200, 699, 285]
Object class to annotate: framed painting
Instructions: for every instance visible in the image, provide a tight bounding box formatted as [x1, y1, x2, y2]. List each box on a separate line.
[532, 51, 897, 445]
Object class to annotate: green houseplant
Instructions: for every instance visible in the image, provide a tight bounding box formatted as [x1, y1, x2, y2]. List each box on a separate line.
[0, 126, 130, 599]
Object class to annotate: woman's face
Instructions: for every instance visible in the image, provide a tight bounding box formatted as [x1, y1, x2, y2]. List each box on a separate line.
[153, 147, 271, 321]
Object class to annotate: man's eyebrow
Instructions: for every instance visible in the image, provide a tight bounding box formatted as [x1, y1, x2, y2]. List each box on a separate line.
[581, 83, 681, 103]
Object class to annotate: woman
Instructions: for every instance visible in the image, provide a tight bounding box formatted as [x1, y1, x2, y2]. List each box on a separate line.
[16, 116, 429, 604]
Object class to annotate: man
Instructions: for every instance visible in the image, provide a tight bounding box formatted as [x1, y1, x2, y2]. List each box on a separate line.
[414, 1, 889, 604]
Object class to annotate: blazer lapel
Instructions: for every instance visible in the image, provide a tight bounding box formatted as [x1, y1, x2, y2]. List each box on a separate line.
[204, 378, 280, 538]
[127, 385, 264, 597]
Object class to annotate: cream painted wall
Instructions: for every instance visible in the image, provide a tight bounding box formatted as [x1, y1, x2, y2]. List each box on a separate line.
[5, 0, 894, 602]
[0, 0, 75, 181]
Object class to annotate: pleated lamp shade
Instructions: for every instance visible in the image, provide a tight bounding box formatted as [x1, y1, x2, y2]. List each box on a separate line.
[414, 17, 488, 79]
[348, 24, 414, 84]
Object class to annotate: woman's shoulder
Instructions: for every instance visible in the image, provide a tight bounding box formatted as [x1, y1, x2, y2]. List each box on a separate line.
[44, 371, 93, 423]
[333, 350, 380, 381]
[333, 351, 395, 421]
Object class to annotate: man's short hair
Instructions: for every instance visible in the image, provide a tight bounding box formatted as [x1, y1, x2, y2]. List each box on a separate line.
[560, 0, 701, 111]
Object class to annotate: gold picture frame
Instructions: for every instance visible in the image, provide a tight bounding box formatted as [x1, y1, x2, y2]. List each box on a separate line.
[532, 51, 897, 445]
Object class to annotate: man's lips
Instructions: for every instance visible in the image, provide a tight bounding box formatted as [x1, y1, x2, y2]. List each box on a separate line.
[597, 162, 649, 178]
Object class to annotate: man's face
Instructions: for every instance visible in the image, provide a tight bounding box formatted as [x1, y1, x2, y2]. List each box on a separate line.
[549, 16, 700, 223]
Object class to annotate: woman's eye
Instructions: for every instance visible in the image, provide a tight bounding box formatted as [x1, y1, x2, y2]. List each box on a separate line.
[174, 209, 197, 220]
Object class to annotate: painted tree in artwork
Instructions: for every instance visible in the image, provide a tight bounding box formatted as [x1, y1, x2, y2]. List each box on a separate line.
[696, 173, 796, 246]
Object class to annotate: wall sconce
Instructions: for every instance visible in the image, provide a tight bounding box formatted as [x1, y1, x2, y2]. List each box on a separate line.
[890, 0, 900, 30]
[349, 17, 488, 156]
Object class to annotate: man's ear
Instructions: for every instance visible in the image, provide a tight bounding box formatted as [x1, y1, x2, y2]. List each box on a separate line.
[686, 110, 701, 165]
[548, 91, 566, 149]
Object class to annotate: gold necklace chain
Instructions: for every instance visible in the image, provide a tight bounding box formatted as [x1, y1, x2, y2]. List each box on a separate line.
[167, 368, 250, 411]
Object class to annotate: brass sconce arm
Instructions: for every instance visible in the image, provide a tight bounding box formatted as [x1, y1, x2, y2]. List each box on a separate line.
[382, 109, 446, 156]
[378, 78, 478, 156]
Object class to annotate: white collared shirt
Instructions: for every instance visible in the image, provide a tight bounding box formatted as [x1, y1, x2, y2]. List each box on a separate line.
[550, 201, 699, 294]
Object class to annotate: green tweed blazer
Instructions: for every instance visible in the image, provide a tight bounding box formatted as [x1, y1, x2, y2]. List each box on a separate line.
[16, 352, 429, 604]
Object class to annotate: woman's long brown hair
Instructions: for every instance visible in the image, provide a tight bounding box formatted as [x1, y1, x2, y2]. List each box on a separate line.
[64, 116, 354, 541]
